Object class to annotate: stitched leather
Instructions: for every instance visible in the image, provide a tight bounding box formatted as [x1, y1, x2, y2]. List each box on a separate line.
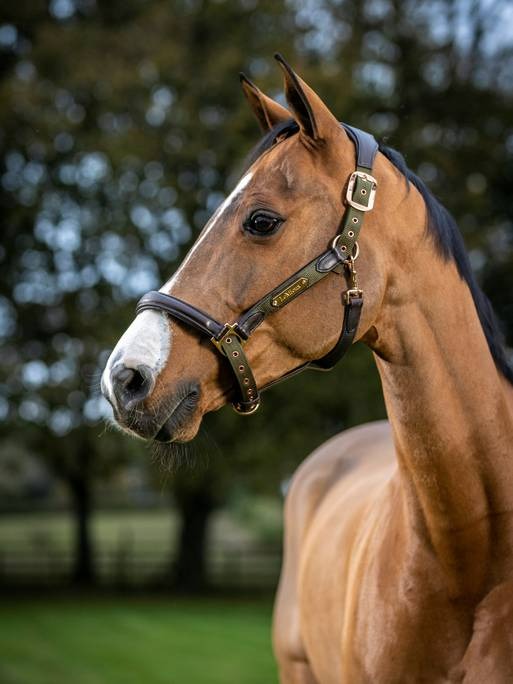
[218, 332, 259, 413]
[237, 247, 346, 337]
[135, 294, 260, 412]
[260, 292, 363, 390]
[312, 294, 363, 370]
[316, 247, 345, 273]
[342, 124, 379, 170]
[136, 291, 225, 338]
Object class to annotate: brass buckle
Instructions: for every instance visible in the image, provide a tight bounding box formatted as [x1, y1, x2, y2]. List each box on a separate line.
[210, 323, 245, 354]
[346, 171, 377, 212]
[344, 288, 363, 304]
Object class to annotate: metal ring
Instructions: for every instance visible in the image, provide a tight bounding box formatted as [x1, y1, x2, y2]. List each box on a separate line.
[331, 236, 360, 261]
[232, 401, 260, 415]
[331, 234, 342, 250]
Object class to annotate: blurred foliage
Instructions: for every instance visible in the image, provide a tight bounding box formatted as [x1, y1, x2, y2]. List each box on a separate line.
[0, 0, 512, 587]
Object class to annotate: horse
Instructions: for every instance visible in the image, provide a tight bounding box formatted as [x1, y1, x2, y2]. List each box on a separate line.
[101, 55, 513, 683]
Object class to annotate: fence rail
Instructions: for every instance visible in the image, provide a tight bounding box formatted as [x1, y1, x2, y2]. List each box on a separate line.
[0, 542, 282, 589]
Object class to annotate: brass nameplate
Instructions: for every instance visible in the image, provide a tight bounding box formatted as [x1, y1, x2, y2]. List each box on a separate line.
[271, 277, 309, 308]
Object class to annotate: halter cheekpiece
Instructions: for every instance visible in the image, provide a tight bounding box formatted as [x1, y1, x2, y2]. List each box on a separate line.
[136, 124, 379, 415]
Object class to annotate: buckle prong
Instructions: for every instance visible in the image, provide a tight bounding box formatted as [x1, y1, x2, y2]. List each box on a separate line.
[211, 323, 245, 354]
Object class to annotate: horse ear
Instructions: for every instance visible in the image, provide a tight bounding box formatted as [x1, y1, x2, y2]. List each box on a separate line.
[240, 73, 291, 132]
[274, 53, 339, 144]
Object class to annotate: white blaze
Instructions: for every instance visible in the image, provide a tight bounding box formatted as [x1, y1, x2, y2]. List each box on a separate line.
[101, 310, 171, 400]
[102, 170, 253, 402]
[161, 171, 253, 291]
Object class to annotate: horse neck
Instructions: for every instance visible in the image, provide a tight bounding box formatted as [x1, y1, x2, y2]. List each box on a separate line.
[369, 238, 513, 595]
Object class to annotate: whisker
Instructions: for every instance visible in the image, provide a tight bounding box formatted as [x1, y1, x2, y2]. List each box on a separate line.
[84, 368, 103, 395]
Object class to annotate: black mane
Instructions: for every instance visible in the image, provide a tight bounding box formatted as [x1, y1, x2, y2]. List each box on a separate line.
[247, 121, 513, 384]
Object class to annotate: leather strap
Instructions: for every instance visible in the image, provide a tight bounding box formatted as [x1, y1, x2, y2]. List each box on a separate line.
[136, 295, 260, 412]
[237, 245, 347, 337]
[259, 289, 363, 391]
[342, 124, 378, 170]
[215, 328, 260, 413]
[312, 291, 363, 370]
[136, 291, 226, 339]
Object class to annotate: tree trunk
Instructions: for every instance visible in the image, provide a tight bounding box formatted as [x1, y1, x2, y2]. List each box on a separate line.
[173, 485, 215, 593]
[69, 473, 95, 587]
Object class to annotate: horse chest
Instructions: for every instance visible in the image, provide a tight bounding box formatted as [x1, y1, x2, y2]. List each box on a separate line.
[303, 548, 513, 683]
[300, 521, 470, 682]
[451, 581, 513, 683]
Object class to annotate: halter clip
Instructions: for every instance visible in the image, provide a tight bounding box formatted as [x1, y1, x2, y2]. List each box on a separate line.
[344, 256, 363, 304]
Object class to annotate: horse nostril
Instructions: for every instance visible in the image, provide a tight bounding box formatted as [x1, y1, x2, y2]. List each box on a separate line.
[111, 363, 155, 411]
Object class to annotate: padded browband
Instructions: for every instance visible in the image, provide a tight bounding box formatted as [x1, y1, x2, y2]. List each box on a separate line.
[341, 124, 377, 170]
[135, 123, 379, 415]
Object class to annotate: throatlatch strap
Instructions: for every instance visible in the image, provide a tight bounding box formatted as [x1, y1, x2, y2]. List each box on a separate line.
[312, 292, 363, 370]
[259, 290, 363, 391]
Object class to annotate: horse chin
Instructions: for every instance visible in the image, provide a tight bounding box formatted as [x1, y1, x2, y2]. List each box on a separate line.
[152, 384, 202, 444]
[154, 412, 202, 444]
[111, 382, 202, 444]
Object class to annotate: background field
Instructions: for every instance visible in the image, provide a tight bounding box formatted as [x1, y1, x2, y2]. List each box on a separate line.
[0, 598, 277, 684]
[0, 507, 282, 587]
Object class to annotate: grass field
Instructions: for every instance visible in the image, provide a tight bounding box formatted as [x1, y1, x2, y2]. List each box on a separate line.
[0, 597, 278, 684]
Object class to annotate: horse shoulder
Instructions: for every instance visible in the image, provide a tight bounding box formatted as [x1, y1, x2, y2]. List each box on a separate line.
[285, 419, 394, 534]
[273, 419, 395, 682]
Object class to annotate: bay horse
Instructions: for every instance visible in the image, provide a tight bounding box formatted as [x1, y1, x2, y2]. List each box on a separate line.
[101, 56, 513, 682]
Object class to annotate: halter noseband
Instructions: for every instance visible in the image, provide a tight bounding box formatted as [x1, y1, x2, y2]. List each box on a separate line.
[136, 124, 378, 415]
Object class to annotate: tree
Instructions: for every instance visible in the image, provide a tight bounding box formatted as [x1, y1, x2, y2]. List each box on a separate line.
[1, 0, 511, 591]
[0, 0, 305, 588]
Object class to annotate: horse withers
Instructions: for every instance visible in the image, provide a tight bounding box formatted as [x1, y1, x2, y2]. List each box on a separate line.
[102, 56, 513, 683]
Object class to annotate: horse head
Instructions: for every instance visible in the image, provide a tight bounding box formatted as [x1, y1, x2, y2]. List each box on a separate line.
[101, 56, 392, 443]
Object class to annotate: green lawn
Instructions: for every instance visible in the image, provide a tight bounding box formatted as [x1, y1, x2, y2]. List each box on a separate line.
[0, 597, 278, 684]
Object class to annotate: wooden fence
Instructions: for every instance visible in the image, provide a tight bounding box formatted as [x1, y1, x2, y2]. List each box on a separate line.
[0, 540, 282, 590]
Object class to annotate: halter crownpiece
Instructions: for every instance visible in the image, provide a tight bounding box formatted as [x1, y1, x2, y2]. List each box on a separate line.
[136, 124, 378, 415]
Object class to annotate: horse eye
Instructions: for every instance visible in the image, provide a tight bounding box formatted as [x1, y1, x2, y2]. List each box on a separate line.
[244, 211, 283, 236]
